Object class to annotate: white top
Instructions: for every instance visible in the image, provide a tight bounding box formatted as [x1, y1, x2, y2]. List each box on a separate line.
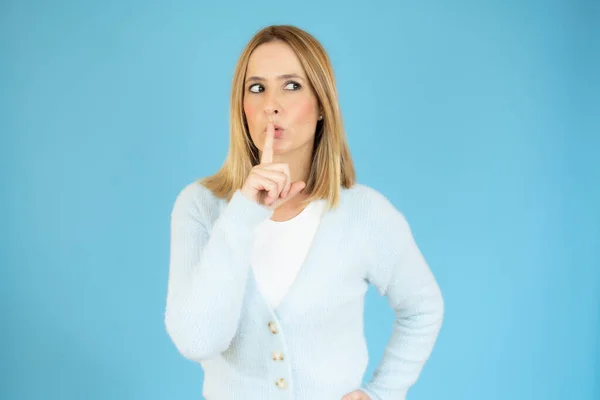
[251, 200, 327, 309]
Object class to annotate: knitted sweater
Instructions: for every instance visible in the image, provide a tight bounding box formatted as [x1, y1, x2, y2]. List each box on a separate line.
[164, 180, 445, 400]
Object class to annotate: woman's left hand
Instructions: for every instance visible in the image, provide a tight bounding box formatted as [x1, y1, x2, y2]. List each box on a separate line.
[341, 390, 372, 400]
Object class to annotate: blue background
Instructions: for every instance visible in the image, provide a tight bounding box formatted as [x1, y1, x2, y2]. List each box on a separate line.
[2, 0, 598, 399]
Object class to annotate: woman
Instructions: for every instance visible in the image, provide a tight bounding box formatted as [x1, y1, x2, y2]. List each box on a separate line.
[165, 25, 444, 400]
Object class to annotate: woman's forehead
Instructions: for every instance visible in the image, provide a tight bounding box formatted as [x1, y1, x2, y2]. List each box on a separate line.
[246, 42, 305, 78]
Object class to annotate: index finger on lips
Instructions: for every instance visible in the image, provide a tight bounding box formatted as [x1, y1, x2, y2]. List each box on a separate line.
[260, 120, 274, 164]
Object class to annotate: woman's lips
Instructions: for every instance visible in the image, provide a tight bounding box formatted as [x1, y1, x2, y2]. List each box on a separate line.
[265, 123, 284, 138]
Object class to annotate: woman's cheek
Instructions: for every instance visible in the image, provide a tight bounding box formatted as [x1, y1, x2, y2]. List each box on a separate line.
[292, 98, 319, 126]
[243, 101, 260, 134]
[243, 100, 258, 123]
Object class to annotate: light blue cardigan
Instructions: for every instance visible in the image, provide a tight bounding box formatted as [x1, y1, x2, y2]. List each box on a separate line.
[165, 180, 444, 399]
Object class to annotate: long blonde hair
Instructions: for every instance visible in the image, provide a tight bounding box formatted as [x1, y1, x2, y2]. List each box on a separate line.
[199, 25, 356, 210]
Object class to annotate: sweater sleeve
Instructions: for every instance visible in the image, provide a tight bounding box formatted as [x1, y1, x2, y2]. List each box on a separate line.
[164, 183, 272, 362]
[359, 191, 444, 400]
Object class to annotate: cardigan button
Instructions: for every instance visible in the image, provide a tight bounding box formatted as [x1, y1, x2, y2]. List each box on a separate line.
[272, 351, 284, 361]
[268, 321, 278, 334]
[275, 378, 287, 389]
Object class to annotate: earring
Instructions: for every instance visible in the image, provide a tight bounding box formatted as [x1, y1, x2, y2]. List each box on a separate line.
[318, 115, 323, 120]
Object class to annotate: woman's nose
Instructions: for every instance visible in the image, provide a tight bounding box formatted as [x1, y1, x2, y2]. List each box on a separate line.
[264, 94, 282, 116]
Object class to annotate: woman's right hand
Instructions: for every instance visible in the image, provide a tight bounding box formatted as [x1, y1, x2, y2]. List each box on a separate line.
[240, 121, 306, 208]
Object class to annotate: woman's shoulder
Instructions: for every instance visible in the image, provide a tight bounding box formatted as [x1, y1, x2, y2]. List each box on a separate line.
[170, 178, 226, 222]
[173, 178, 221, 203]
[341, 182, 412, 238]
[341, 182, 400, 212]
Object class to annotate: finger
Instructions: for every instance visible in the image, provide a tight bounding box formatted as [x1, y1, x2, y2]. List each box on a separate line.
[260, 121, 275, 164]
[274, 181, 305, 206]
[255, 172, 286, 202]
[267, 180, 305, 209]
[260, 163, 291, 197]
[253, 169, 287, 199]
[286, 181, 306, 199]
[251, 173, 282, 204]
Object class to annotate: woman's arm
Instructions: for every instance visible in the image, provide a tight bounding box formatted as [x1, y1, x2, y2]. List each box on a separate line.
[164, 183, 272, 362]
[359, 190, 445, 400]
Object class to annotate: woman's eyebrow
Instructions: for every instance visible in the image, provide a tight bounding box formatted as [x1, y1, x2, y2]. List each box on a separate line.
[245, 73, 305, 83]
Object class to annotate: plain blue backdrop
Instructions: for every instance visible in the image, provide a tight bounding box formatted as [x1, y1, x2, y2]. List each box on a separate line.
[2, 0, 598, 399]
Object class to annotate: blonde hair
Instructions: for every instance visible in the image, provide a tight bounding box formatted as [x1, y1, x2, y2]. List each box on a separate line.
[199, 25, 356, 210]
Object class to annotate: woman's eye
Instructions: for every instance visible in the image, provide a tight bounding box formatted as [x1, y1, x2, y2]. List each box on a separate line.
[248, 82, 300, 93]
[284, 81, 301, 91]
[248, 84, 264, 93]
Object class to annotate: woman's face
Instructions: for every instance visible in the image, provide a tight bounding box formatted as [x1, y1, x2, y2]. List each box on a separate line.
[243, 40, 320, 159]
